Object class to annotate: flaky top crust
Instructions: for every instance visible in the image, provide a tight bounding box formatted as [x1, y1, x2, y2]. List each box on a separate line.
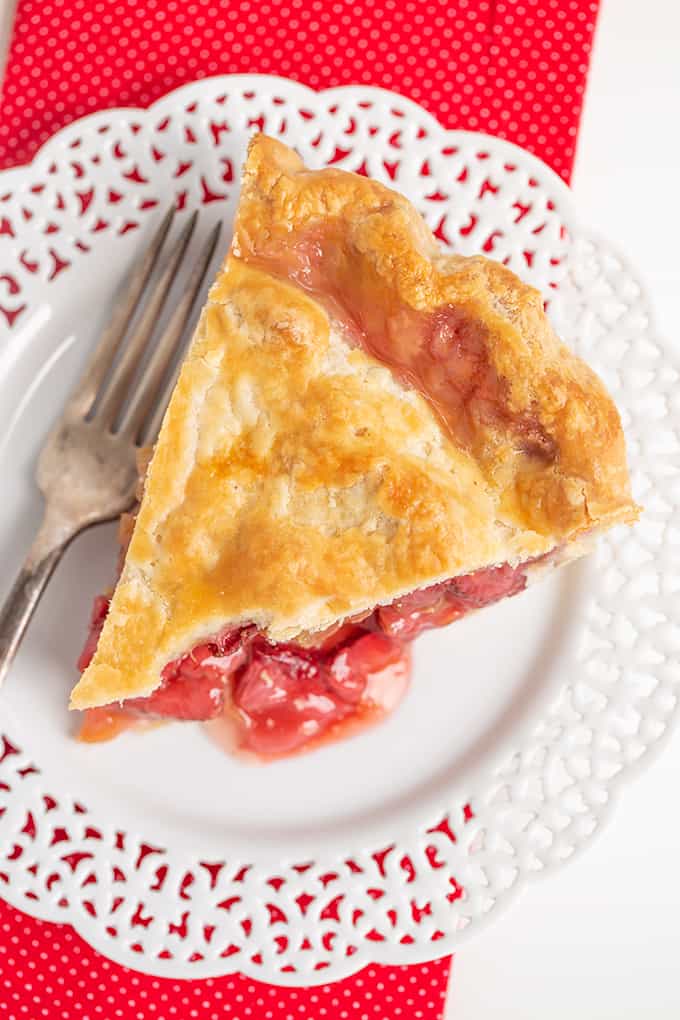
[71, 135, 637, 710]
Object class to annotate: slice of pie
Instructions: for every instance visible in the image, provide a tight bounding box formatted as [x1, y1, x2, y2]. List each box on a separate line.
[71, 134, 638, 757]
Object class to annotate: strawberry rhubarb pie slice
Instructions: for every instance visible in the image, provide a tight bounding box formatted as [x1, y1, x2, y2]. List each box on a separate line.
[71, 135, 638, 758]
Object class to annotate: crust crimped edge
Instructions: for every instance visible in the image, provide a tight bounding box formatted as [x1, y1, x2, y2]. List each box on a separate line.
[71, 136, 638, 710]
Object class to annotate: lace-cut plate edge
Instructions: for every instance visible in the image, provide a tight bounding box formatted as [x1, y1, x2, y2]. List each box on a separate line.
[0, 77, 676, 982]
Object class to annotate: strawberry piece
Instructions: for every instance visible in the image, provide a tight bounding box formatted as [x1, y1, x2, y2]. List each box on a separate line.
[447, 562, 527, 607]
[328, 632, 402, 704]
[234, 641, 348, 755]
[377, 586, 464, 639]
[127, 630, 251, 721]
[234, 641, 326, 715]
[378, 563, 528, 639]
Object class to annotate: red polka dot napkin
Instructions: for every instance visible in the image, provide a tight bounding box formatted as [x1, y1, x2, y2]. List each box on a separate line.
[0, 1, 600, 1017]
[0, 0, 600, 180]
[0, 901, 451, 1020]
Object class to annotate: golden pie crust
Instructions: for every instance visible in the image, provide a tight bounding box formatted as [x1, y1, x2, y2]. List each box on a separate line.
[71, 135, 637, 710]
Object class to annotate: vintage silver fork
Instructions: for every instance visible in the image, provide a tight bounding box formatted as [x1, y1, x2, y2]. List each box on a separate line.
[0, 208, 221, 687]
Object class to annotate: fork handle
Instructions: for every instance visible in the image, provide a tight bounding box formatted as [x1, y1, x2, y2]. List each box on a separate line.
[0, 527, 70, 689]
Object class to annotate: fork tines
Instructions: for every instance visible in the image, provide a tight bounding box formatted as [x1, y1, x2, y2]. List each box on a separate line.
[69, 208, 222, 444]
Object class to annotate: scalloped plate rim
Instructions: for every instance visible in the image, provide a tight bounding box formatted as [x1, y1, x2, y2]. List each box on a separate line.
[0, 75, 671, 982]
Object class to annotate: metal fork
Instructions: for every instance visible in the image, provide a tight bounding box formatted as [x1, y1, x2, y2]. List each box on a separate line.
[0, 209, 222, 688]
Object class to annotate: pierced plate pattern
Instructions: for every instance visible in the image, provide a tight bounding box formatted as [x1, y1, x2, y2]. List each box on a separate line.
[0, 77, 677, 983]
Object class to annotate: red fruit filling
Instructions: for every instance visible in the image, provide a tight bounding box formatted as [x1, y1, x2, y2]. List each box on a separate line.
[242, 227, 557, 461]
[77, 559, 530, 755]
[377, 562, 527, 640]
[76, 595, 110, 674]
[231, 634, 400, 756]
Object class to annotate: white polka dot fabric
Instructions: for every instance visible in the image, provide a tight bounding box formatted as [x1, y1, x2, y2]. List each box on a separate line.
[0, 0, 601, 1015]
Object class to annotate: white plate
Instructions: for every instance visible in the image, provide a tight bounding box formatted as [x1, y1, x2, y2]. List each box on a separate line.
[0, 76, 676, 983]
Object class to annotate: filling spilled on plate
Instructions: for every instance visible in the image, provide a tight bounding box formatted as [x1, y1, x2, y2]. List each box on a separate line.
[78, 556, 532, 757]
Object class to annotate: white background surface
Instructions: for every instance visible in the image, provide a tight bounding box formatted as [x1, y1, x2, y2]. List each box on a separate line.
[448, 2, 680, 1017]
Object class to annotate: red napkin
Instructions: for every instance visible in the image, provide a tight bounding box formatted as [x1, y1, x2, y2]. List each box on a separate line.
[0, 0, 599, 179]
[0, 900, 452, 1019]
[0, 2, 600, 1017]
